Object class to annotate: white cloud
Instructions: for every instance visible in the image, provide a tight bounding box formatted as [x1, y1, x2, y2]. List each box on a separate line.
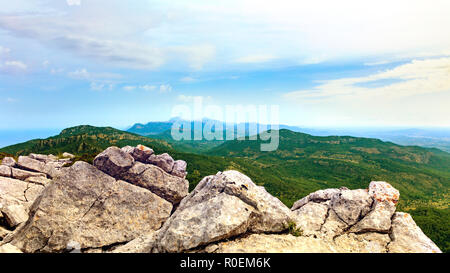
[283, 57, 450, 126]
[90, 82, 113, 91]
[159, 84, 172, 93]
[68, 68, 122, 81]
[4, 60, 27, 70]
[180, 76, 196, 83]
[66, 0, 81, 6]
[122, 84, 158, 92]
[123, 85, 137, 91]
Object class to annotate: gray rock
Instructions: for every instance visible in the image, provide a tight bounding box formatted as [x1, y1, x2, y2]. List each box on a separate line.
[330, 189, 373, 225]
[0, 176, 44, 210]
[388, 212, 441, 253]
[11, 167, 46, 181]
[1, 157, 16, 167]
[9, 161, 172, 253]
[292, 202, 329, 236]
[25, 176, 52, 186]
[291, 188, 341, 211]
[120, 162, 189, 204]
[349, 201, 396, 233]
[62, 152, 75, 159]
[17, 156, 46, 173]
[171, 160, 187, 178]
[93, 146, 135, 177]
[0, 165, 11, 177]
[121, 145, 154, 163]
[147, 153, 174, 173]
[29, 153, 58, 163]
[156, 170, 294, 252]
[110, 232, 157, 253]
[1, 204, 28, 227]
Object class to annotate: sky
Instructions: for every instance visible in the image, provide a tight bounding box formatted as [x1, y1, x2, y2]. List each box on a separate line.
[0, 0, 449, 130]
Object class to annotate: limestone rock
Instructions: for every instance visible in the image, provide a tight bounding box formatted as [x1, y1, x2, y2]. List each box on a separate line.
[17, 156, 46, 173]
[349, 201, 395, 233]
[1, 204, 28, 227]
[368, 181, 400, 204]
[292, 202, 328, 236]
[215, 234, 341, 253]
[291, 188, 341, 211]
[1, 157, 16, 167]
[156, 170, 294, 252]
[388, 212, 441, 253]
[93, 146, 135, 177]
[0, 176, 44, 210]
[28, 153, 58, 163]
[0, 243, 22, 253]
[334, 232, 391, 253]
[0, 165, 11, 177]
[62, 152, 75, 159]
[11, 167, 46, 181]
[25, 176, 52, 186]
[171, 160, 187, 178]
[120, 162, 189, 204]
[147, 153, 174, 173]
[121, 145, 154, 163]
[9, 161, 172, 253]
[110, 232, 157, 253]
[330, 189, 373, 225]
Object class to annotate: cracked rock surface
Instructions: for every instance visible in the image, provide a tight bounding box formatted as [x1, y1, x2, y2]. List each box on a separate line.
[7, 161, 172, 253]
[155, 170, 294, 253]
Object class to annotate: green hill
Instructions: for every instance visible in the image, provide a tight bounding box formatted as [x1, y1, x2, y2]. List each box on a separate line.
[209, 129, 450, 209]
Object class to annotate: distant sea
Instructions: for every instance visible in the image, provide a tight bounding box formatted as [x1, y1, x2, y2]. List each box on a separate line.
[0, 129, 62, 149]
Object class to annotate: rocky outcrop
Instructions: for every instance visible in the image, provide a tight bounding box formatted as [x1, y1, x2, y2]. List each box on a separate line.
[8, 161, 172, 253]
[290, 181, 441, 253]
[0, 146, 442, 253]
[94, 146, 189, 204]
[155, 170, 294, 253]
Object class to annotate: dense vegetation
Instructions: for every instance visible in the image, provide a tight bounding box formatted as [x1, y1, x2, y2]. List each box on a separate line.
[1, 125, 449, 252]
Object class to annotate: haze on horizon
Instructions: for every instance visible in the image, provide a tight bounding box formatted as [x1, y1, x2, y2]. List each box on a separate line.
[0, 0, 450, 130]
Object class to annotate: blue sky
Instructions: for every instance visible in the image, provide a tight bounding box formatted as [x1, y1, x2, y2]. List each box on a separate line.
[0, 0, 450, 130]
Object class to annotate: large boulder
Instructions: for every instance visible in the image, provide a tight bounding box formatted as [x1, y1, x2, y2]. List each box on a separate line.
[16, 156, 46, 174]
[0, 165, 11, 177]
[388, 212, 441, 253]
[330, 189, 373, 226]
[1, 157, 16, 167]
[120, 162, 189, 204]
[156, 170, 294, 252]
[9, 161, 172, 253]
[171, 160, 187, 178]
[292, 202, 329, 236]
[147, 153, 174, 173]
[93, 146, 135, 177]
[11, 167, 46, 181]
